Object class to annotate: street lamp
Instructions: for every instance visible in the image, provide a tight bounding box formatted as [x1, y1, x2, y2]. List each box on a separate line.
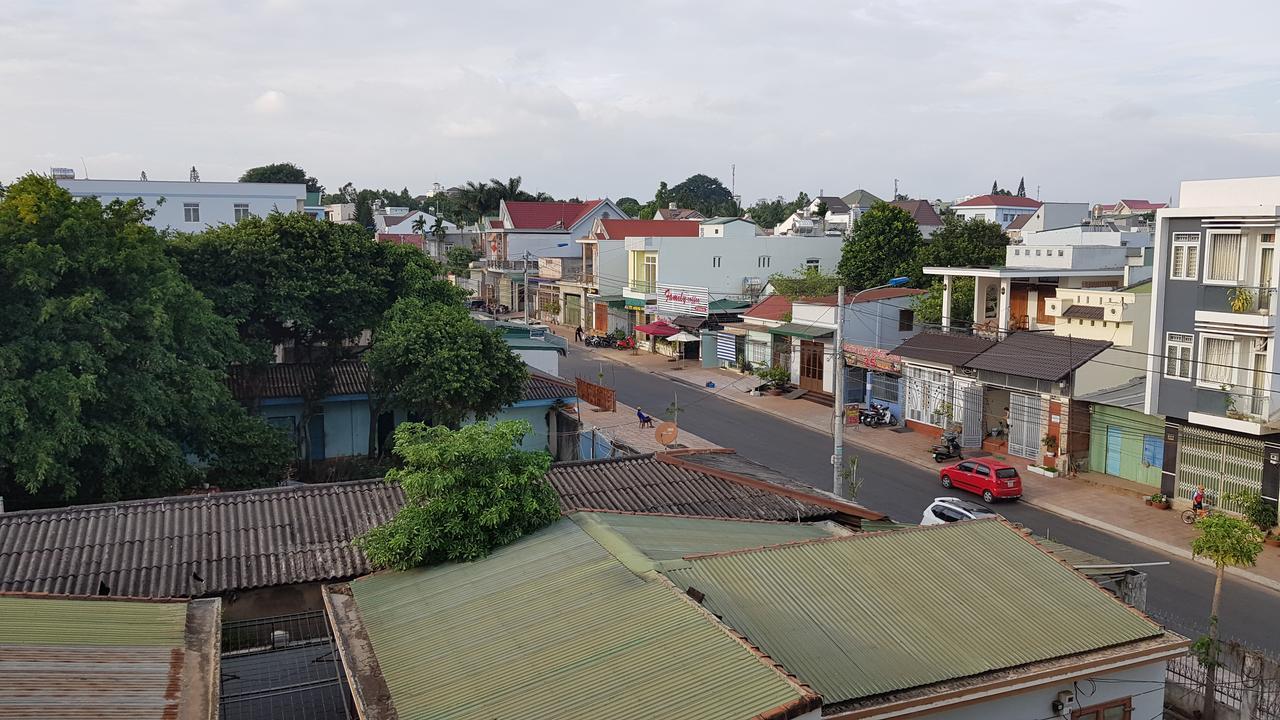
[524, 243, 570, 326]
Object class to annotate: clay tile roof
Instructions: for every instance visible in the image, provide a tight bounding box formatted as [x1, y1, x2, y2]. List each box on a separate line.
[1005, 213, 1032, 230]
[1119, 199, 1167, 211]
[953, 195, 1043, 209]
[656, 208, 706, 221]
[504, 200, 603, 230]
[889, 199, 944, 227]
[599, 219, 700, 239]
[964, 332, 1112, 382]
[742, 294, 793, 321]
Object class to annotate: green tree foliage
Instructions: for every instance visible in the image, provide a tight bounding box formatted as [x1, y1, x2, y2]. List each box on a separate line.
[1191, 513, 1264, 720]
[367, 300, 527, 430]
[745, 192, 809, 229]
[240, 162, 323, 193]
[769, 267, 840, 298]
[913, 215, 1007, 283]
[837, 203, 923, 290]
[812, 199, 828, 218]
[444, 246, 480, 275]
[913, 278, 976, 327]
[616, 197, 641, 218]
[357, 420, 559, 570]
[0, 175, 290, 507]
[354, 195, 375, 228]
[669, 173, 738, 217]
[1016, 177, 1026, 198]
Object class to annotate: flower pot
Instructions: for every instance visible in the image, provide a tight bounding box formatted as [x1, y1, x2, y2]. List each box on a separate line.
[1265, 535, 1280, 547]
[1157, 501, 1172, 510]
[1144, 499, 1153, 506]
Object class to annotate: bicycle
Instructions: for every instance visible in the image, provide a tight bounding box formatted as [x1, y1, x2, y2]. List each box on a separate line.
[1181, 494, 1218, 524]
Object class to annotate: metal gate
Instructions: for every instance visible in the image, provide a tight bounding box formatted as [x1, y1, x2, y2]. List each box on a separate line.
[1176, 425, 1263, 512]
[1008, 392, 1044, 460]
[955, 379, 983, 448]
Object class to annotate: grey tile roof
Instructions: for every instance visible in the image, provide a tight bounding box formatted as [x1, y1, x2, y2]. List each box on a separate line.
[229, 361, 569, 403]
[841, 189, 883, 208]
[1075, 376, 1147, 412]
[1062, 304, 1105, 320]
[816, 196, 851, 215]
[964, 332, 1112, 382]
[891, 332, 996, 367]
[524, 368, 577, 401]
[0, 480, 406, 598]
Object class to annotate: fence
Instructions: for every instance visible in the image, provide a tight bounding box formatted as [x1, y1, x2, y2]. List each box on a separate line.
[1152, 609, 1280, 720]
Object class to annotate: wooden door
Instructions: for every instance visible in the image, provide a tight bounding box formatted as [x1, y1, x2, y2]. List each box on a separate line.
[593, 303, 608, 333]
[799, 340, 824, 392]
[1009, 287, 1029, 330]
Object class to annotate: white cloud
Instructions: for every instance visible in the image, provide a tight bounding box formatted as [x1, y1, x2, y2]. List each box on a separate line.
[250, 90, 286, 115]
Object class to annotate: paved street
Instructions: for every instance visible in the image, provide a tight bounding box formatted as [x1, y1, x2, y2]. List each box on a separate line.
[562, 347, 1280, 653]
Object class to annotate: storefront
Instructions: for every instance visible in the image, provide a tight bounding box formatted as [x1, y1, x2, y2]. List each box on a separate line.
[844, 342, 905, 422]
[1088, 404, 1165, 487]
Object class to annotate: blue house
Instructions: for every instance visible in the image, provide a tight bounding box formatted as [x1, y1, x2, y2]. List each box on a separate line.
[228, 360, 578, 459]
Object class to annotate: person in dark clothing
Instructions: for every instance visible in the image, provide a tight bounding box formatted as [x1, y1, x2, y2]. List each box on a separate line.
[637, 407, 654, 428]
[575, 326, 584, 343]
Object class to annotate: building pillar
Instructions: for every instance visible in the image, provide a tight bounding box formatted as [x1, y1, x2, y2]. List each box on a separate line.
[997, 278, 1012, 336]
[941, 275, 953, 330]
[1160, 421, 1181, 498]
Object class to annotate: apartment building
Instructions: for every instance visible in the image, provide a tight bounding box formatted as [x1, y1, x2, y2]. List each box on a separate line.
[1146, 175, 1280, 513]
[56, 177, 307, 230]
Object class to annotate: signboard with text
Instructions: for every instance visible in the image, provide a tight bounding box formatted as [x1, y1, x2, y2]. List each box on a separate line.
[656, 283, 710, 317]
[843, 342, 903, 373]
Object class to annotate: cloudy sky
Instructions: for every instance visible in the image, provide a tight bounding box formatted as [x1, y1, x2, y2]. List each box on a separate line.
[4, 1, 1280, 205]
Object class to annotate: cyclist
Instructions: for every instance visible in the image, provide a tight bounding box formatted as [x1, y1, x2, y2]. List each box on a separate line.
[1192, 485, 1206, 516]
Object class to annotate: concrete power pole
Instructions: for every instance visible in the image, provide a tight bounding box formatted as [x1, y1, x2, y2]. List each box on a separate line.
[832, 285, 846, 496]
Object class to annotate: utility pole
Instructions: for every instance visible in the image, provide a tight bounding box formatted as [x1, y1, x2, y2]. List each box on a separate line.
[524, 250, 532, 325]
[832, 285, 846, 496]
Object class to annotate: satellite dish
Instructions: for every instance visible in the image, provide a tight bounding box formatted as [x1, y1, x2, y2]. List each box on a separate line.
[655, 422, 678, 446]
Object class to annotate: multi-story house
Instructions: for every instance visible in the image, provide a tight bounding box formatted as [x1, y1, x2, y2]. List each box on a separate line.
[1004, 201, 1090, 242]
[951, 194, 1041, 228]
[889, 198, 944, 238]
[1146, 176, 1280, 514]
[56, 177, 307, 230]
[773, 188, 883, 236]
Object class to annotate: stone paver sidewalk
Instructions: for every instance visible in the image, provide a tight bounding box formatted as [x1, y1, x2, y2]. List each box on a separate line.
[562, 337, 1280, 593]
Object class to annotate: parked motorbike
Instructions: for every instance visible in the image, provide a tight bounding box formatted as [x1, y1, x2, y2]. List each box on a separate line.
[931, 429, 963, 463]
[616, 336, 636, 350]
[858, 403, 896, 428]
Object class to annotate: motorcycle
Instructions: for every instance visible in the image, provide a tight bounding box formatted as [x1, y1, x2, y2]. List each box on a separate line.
[616, 336, 636, 350]
[858, 403, 896, 428]
[931, 429, 963, 463]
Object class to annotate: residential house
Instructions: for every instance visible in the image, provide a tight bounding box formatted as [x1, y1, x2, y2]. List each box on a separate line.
[889, 198, 944, 238]
[653, 203, 706, 221]
[722, 293, 793, 371]
[1093, 198, 1168, 225]
[1145, 175, 1280, 514]
[774, 188, 883, 236]
[951, 194, 1041, 228]
[1078, 377, 1166, 488]
[373, 208, 459, 258]
[0, 594, 221, 719]
[56, 177, 307, 230]
[326, 514, 1185, 720]
[1009, 201, 1090, 238]
[324, 202, 356, 223]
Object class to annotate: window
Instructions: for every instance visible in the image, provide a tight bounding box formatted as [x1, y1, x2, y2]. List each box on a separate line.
[956, 462, 975, 472]
[1035, 249, 1042, 256]
[183, 203, 201, 223]
[233, 203, 252, 221]
[758, 255, 771, 268]
[898, 308, 914, 331]
[1263, 233, 1275, 244]
[1071, 697, 1132, 720]
[974, 464, 991, 477]
[1165, 332, 1193, 380]
[931, 505, 964, 522]
[1170, 232, 1200, 280]
[1199, 335, 1236, 387]
[1058, 249, 1064, 256]
[805, 257, 820, 269]
[974, 213, 986, 220]
[1206, 232, 1242, 282]
[712, 256, 721, 268]
[642, 254, 657, 292]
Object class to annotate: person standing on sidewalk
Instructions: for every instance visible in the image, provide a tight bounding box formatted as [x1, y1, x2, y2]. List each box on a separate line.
[575, 326, 584, 343]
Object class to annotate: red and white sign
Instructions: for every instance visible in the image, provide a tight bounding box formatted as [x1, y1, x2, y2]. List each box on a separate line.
[656, 283, 710, 317]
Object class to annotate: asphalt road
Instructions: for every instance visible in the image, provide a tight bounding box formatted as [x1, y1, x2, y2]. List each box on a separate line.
[562, 348, 1280, 653]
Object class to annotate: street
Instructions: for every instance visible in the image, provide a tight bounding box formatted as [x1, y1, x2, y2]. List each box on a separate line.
[562, 347, 1280, 653]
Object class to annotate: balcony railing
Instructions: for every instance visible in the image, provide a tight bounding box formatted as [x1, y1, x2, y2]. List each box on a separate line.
[630, 280, 657, 294]
[1195, 386, 1270, 423]
[1199, 285, 1278, 316]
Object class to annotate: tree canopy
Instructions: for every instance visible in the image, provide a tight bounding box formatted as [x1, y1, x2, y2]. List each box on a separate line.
[769, 267, 840, 298]
[444, 246, 480, 275]
[357, 420, 559, 570]
[616, 197, 641, 217]
[913, 215, 1007, 282]
[746, 192, 809, 229]
[669, 173, 738, 217]
[913, 278, 975, 328]
[240, 162, 323, 193]
[366, 300, 528, 429]
[0, 175, 289, 507]
[837, 203, 923, 290]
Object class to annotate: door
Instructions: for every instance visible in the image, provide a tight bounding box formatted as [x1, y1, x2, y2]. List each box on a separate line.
[955, 379, 983, 448]
[307, 414, 326, 461]
[1105, 425, 1123, 476]
[1009, 287, 1029, 330]
[1007, 393, 1043, 460]
[1251, 350, 1268, 416]
[594, 303, 608, 333]
[971, 463, 993, 494]
[799, 340, 825, 392]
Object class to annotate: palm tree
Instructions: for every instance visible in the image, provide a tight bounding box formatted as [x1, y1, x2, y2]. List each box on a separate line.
[410, 215, 427, 236]
[1191, 513, 1264, 719]
[431, 216, 447, 241]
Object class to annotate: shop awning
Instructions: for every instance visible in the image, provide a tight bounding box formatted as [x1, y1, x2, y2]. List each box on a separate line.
[591, 295, 627, 309]
[769, 323, 834, 339]
[624, 297, 648, 308]
[634, 321, 679, 337]
[709, 298, 752, 313]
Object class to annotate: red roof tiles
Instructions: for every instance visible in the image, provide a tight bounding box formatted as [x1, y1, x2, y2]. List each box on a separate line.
[953, 195, 1042, 209]
[598, 219, 701, 239]
[1118, 199, 1167, 211]
[503, 200, 603, 230]
[743, 294, 793, 321]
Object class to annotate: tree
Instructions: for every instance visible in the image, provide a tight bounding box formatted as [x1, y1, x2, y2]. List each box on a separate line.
[1016, 177, 1026, 198]
[356, 420, 560, 570]
[837, 203, 923, 290]
[913, 216, 1007, 285]
[0, 175, 290, 507]
[617, 197, 641, 218]
[669, 173, 737, 217]
[445, 246, 480, 275]
[367, 300, 527, 432]
[354, 195, 374, 228]
[1191, 513, 1264, 720]
[770, 267, 840, 297]
[240, 162, 323, 194]
[813, 199, 828, 218]
[991, 180, 998, 195]
[913, 278, 975, 327]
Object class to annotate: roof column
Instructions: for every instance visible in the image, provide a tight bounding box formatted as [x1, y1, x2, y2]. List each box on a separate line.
[997, 277, 1012, 336]
[941, 275, 953, 330]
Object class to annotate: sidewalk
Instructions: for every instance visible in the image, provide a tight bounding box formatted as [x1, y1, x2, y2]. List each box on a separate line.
[576, 397, 718, 455]
[565, 338, 1280, 593]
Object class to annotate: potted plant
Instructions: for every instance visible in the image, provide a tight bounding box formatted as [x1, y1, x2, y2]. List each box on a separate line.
[1229, 286, 1256, 313]
[755, 364, 791, 395]
[1147, 492, 1171, 510]
[1266, 530, 1280, 548]
[1222, 490, 1277, 533]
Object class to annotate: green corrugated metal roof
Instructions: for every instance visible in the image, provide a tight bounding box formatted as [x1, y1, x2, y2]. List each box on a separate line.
[769, 322, 833, 338]
[0, 596, 188, 647]
[709, 299, 752, 313]
[577, 511, 831, 561]
[663, 520, 1163, 704]
[624, 296, 647, 308]
[349, 518, 810, 719]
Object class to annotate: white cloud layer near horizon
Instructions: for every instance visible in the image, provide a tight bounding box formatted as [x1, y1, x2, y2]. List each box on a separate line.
[3, 0, 1280, 205]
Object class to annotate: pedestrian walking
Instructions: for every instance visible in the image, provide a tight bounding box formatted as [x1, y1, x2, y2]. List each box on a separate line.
[575, 326, 584, 343]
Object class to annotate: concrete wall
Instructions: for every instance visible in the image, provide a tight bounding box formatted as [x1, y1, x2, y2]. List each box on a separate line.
[637, 234, 843, 297]
[489, 403, 555, 453]
[57, 178, 306, 230]
[923, 661, 1166, 720]
[1006, 244, 1129, 270]
[1179, 175, 1280, 207]
[844, 296, 919, 352]
[222, 582, 326, 621]
[1021, 226, 1153, 248]
[955, 204, 1036, 228]
[1021, 202, 1089, 233]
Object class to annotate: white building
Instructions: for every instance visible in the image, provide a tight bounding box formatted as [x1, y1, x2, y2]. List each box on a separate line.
[951, 194, 1041, 228]
[324, 203, 356, 224]
[1011, 201, 1090, 236]
[56, 178, 307, 230]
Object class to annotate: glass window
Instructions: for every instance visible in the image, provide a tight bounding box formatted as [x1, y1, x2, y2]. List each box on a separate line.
[805, 257, 820, 269]
[183, 202, 200, 223]
[975, 464, 991, 476]
[1200, 335, 1236, 386]
[898, 308, 914, 331]
[995, 468, 1019, 479]
[1170, 232, 1200, 280]
[712, 256, 721, 268]
[233, 203, 252, 221]
[956, 461, 975, 472]
[1206, 232, 1242, 282]
[1165, 332, 1193, 380]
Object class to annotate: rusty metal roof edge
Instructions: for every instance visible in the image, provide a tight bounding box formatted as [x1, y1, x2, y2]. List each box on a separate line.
[323, 584, 399, 720]
[181, 598, 222, 720]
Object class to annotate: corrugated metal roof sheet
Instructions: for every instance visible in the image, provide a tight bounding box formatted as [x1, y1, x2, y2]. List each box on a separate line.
[0, 595, 220, 720]
[1076, 376, 1147, 412]
[578, 511, 832, 560]
[663, 520, 1164, 704]
[228, 360, 371, 401]
[1062, 304, 1106, 320]
[346, 518, 814, 719]
[0, 480, 405, 598]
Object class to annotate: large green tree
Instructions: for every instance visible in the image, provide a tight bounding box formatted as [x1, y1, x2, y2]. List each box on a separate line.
[0, 175, 289, 507]
[169, 213, 463, 458]
[444, 246, 480, 275]
[616, 197, 641, 218]
[357, 420, 560, 570]
[1191, 514, 1264, 720]
[837, 203, 923, 290]
[769, 267, 840, 297]
[669, 173, 738, 217]
[913, 278, 976, 327]
[240, 162, 323, 194]
[913, 215, 1007, 284]
[367, 300, 527, 434]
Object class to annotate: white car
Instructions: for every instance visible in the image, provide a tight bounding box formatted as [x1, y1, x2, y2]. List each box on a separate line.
[920, 497, 1000, 526]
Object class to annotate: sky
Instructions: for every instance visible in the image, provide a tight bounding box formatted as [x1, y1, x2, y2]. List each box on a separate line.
[4, 0, 1280, 206]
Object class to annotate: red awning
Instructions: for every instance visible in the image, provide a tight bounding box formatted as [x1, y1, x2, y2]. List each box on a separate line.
[634, 321, 678, 337]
